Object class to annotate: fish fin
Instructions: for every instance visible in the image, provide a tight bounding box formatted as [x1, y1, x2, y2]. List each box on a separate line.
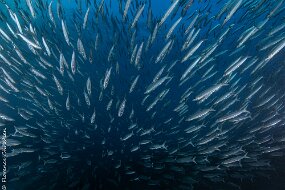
[193, 156, 197, 164]
[244, 152, 250, 159]
[162, 141, 168, 150]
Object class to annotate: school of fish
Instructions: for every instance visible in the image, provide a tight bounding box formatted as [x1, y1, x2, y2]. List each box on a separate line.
[0, 0, 285, 189]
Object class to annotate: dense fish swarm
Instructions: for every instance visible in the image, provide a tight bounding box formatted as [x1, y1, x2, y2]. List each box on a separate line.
[0, 0, 285, 189]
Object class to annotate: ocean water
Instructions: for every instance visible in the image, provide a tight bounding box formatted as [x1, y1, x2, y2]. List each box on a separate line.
[0, 0, 285, 189]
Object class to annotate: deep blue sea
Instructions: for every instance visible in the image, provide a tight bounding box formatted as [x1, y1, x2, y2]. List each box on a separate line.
[0, 0, 285, 189]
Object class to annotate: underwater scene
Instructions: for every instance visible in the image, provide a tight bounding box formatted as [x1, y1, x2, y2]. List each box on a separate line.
[0, 0, 285, 189]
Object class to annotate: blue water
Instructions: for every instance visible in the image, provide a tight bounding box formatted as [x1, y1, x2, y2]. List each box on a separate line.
[0, 0, 285, 190]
